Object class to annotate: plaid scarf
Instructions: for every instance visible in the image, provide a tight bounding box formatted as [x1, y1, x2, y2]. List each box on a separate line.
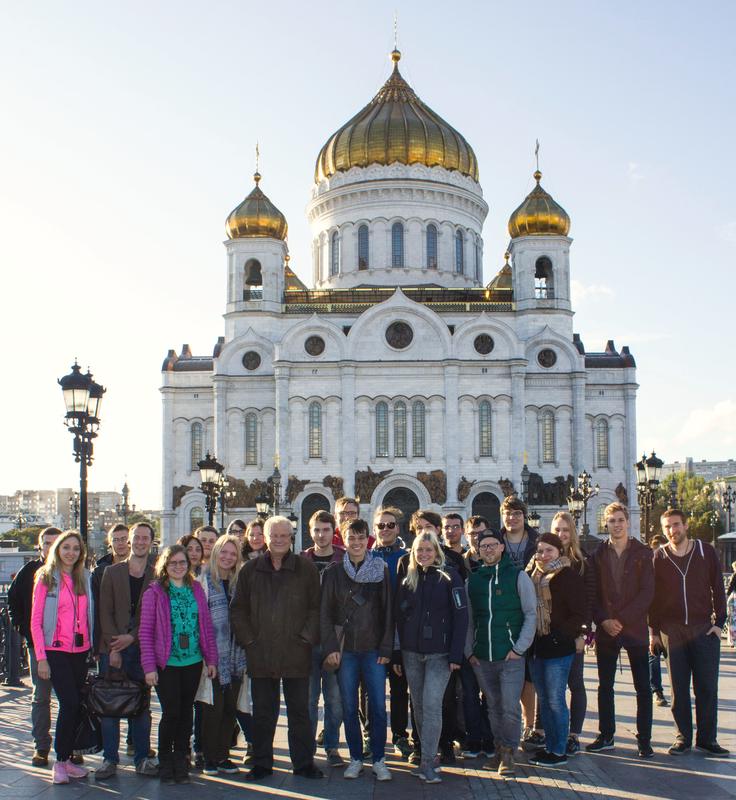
[528, 556, 570, 636]
[204, 572, 246, 686]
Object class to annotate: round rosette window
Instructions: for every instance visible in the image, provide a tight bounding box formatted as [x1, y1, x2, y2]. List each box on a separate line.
[305, 335, 326, 356]
[242, 351, 261, 371]
[537, 348, 557, 368]
[385, 321, 414, 349]
[474, 334, 494, 355]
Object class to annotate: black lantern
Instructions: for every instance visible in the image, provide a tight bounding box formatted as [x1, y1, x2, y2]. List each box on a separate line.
[198, 452, 225, 527]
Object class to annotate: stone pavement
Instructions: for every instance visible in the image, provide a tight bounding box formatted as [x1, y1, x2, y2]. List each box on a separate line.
[0, 646, 734, 800]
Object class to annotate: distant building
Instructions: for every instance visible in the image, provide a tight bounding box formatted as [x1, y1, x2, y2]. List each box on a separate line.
[664, 457, 736, 482]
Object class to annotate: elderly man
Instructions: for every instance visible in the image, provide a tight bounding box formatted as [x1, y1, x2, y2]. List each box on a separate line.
[230, 516, 323, 781]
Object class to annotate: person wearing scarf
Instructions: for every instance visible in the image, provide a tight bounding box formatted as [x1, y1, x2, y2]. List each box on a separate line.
[525, 533, 585, 767]
[320, 518, 393, 782]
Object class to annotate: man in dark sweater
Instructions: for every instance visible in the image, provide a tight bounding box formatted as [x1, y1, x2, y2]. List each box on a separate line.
[7, 526, 60, 766]
[650, 509, 728, 757]
[588, 502, 654, 758]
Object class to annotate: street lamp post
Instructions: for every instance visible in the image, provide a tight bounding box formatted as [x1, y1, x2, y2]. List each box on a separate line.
[668, 475, 678, 509]
[635, 451, 663, 542]
[59, 362, 106, 544]
[723, 485, 735, 533]
[567, 470, 600, 547]
[69, 492, 79, 529]
[255, 465, 283, 519]
[116, 482, 135, 525]
[198, 453, 225, 527]
[219, 480, 236, 533]
[520, 465, 530, 504]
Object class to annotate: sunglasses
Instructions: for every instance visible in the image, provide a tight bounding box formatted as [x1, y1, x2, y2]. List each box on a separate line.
[376, 521, 397, 530]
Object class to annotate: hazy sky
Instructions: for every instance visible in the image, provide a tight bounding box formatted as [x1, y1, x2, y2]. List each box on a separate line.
[2, 1, 734, 510]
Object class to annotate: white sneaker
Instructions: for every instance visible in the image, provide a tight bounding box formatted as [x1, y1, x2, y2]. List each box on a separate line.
[372, 758, 391, 781]
[343, 759, 363, 779]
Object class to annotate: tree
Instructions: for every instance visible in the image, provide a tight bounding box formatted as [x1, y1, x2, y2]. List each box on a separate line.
[0, 527, 43, 551]
[126, 512, 160, 540]
[649, 472, 724, 543]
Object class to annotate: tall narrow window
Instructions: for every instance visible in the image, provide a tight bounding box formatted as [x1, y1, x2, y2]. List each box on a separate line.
[358, 225, 369, 269]
[309, 402, 322, 458]
[455, 230, 464, 274]
[535, 256, 554, 298]
[391, 222, 404, 267]
[190, 507, 204, 533]
[330, 232, 339, 276]
[394, 402, 407, 457]
[376, 401, 389, 457]
[426, 224, 438, 268]
[245, 413, 257, 466]
[542, 410, 556, 463]
[412, 401, 426, 457]
[479, 400, 492, 457]
[595, 418, 609, 468]
[190, 422, 203, 471]
[475, 238, 481, 280]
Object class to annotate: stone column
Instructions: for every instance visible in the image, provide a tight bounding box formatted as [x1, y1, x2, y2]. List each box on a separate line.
[275, 366, 290, 480]
[624, 384, 639, 536]
[571, 373, 587, 475]
[341, 364, 356, 497]
[161, 387, 176, 544]
[510, 363, 526, 491]
[213, 377, 227, 467]
[444, 363, 460, 504]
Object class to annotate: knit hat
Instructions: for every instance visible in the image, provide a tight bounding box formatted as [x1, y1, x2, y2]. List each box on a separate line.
[539, 532, 563, 552]
[477, 530, 503, 546]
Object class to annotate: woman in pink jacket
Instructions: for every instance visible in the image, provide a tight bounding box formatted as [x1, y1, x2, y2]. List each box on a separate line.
[139, 544, 217, 784]
[30, 530, 93, 785]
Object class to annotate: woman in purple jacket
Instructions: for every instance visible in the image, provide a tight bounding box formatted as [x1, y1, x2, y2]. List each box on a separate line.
[139, 545, 217, 784]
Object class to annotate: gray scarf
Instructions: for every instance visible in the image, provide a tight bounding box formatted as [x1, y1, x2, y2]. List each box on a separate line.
[342, 551, 385, 583]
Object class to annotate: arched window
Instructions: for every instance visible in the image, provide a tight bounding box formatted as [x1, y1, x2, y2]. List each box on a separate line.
[245, 413, 257, 466]
[190, 422, 203, 471]
[308, 402, 322, 458]
[358, 225, 369, 269]
[391, 222, 404, 267]
[376, 401, 389, 457]
[596, 505, 607, 534]
[595, 419, 609, 468]
[190, 507, 204, 533]
[426, 224, 438, 269]
[455, 230, 464, 274]
[330, 232, 339, 276]
[542, 410, 556, 463]
[412, 401, 426, 457]
[535, 256, 554, 298]
[394, 402, 407, 457]
[479, 400, 492, 457]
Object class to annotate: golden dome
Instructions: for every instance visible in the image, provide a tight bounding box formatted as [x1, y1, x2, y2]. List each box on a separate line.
[226, 172, 288, 240]
[508, 170, 570, 238]
[284, 254, 307, 291]
[487, 251, 513, 291]
[315, 49, 479, 183]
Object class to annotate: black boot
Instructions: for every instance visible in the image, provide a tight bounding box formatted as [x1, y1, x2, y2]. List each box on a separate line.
[173, 751, 190, 784]
[159, 754, 175, 784]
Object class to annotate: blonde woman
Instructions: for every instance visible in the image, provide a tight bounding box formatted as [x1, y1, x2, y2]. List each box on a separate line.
[30, 530, 94, 784]
[550, 512, 595, 755]
[198, 535, 246, 774]
[394, 532, 468, 783]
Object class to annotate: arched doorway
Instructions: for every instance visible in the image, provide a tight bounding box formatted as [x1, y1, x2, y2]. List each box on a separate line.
[472, 492, 501, 531]
[300, 492, 331, 547]
[381, 487, 420, 545]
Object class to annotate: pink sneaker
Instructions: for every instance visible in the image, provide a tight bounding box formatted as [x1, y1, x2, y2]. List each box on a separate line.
[53, 763, 69, 784]
[64, 760, 89, 779]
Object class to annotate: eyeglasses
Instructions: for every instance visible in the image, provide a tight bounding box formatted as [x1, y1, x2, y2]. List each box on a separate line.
[339, 509, 358, 518]
[443, 523, 462, 531]
[479, 542, 500, 550]
[503, 511, 524, 518]
[168, 560, 188, 568]
[376, 521, 396, 530]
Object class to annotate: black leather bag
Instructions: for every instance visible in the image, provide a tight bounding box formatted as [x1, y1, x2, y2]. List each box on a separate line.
[73, 674, 103, 754]
[87, 668, 149, 718]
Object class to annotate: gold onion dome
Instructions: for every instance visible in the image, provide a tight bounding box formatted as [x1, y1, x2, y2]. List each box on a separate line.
[487, 252, 513, 291]
[226, 172, 288, 240]
[508, 170, 570, 238]
[315, 49, 479, 183]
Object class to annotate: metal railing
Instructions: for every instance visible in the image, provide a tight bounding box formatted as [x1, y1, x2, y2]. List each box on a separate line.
[0, 593, 29, 685]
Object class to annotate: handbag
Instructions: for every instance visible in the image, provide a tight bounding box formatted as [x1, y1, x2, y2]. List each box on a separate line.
[87, 668, 149, 718]
[194, 664, 214, 705]
[236, 677, 252, 713]
[73, 673, 103, 754]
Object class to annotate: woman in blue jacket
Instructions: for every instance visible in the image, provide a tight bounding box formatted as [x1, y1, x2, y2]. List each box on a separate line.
[394, 531, 468, 783]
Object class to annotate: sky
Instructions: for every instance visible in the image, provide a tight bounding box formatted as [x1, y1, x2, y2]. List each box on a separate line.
[1, 0, 734, 510]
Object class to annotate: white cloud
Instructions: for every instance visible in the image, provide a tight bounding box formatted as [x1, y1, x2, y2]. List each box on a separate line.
[571, 280, 615, 305]
[717, 221, 736, 242]
[673, 399, 736, 448]
[627, 161, 644, 184]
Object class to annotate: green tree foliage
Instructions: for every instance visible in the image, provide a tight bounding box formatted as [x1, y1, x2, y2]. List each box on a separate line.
[644, 472, 724, 542]
[0, 527, 43, 551]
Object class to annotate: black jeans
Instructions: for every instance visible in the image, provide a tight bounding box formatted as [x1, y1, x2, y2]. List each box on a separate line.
[568, 651, 587, 735]
[387, 666, 409, 741]
[251, 676, 313, 770]
[201, 678, 240, 763]
[155, 661, 202, 757]
[596, 641, 652, 742]
[46, 650, 88, 761]
[661, 623, 721, 746]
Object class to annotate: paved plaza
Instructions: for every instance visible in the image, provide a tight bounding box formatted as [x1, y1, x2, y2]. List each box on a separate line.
[0, 647, 733, 800]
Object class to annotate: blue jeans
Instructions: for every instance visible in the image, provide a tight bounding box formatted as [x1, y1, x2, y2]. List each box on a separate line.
[530, 654, 573, 756]
[338, 650, 387, 763]
[309, 646, 343, 752]
[649, 650, 663, 693]
[99, 645, 152, 765]
[460, 657, 492, 746]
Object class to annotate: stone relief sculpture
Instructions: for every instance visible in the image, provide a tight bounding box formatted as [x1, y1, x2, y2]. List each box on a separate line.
[286, 476, 310, 504]
[417, 470, 447, 504]
[457, 476, 477, 502]
[354, 466, 393, 503]
[323, 475, 345, 500]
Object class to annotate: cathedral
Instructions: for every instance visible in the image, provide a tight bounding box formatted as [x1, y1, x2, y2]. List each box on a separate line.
[160, 48, 638, 546]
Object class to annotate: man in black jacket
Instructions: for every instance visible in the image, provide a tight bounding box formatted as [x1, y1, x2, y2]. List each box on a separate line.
[588, 502, 655, 757]
[7, 526, 60, 766]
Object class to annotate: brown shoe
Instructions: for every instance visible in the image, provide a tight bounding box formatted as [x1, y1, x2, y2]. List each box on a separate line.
[31, 750, 49, 767]
[498, 746, 515, 778]
[482, 750, 501, 771]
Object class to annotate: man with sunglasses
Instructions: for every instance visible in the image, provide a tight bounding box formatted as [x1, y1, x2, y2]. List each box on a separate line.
[371, 507, 412, 759]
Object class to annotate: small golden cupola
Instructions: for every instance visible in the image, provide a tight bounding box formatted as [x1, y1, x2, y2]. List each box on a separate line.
[225, 172, 288, 240]
[486, 251, 513, 292]
[315, 49, 479, 183]
[508, 170, 570, 238]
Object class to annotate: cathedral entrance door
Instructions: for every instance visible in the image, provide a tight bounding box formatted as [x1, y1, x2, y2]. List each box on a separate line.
[300, 493, 331, 546]
[382, 487, 420, 545]
[471, 492, 501, 531]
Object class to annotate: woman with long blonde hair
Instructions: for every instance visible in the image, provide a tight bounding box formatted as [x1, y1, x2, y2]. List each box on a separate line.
[31, 530, 94, 784]
[394, 531, 468, 783]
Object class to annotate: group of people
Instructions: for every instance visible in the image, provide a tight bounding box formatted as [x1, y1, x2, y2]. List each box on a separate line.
[6, 494, 729, 786]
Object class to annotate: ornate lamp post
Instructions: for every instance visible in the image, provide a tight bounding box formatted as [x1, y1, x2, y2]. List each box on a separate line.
[116, 482, 135, 525]
[527, 509, 541, 531]
[197, 452, 224, 527]
[576, 470, 600, 544]
[667, 475, 678, 509]
[520, 464, 530, 504]
[218, 479, 237, 533]
[635, 451, 663, 542]
[567, 487, 584, 527]
[59, 362, 106, 544]
[69, 492, 80, 529]
[15, 510, 27, 531]
[255, 464, 283, 519]
[723, 485, 735, 533]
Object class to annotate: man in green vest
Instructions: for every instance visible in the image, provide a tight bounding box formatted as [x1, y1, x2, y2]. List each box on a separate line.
[466, 530, 536, 777]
